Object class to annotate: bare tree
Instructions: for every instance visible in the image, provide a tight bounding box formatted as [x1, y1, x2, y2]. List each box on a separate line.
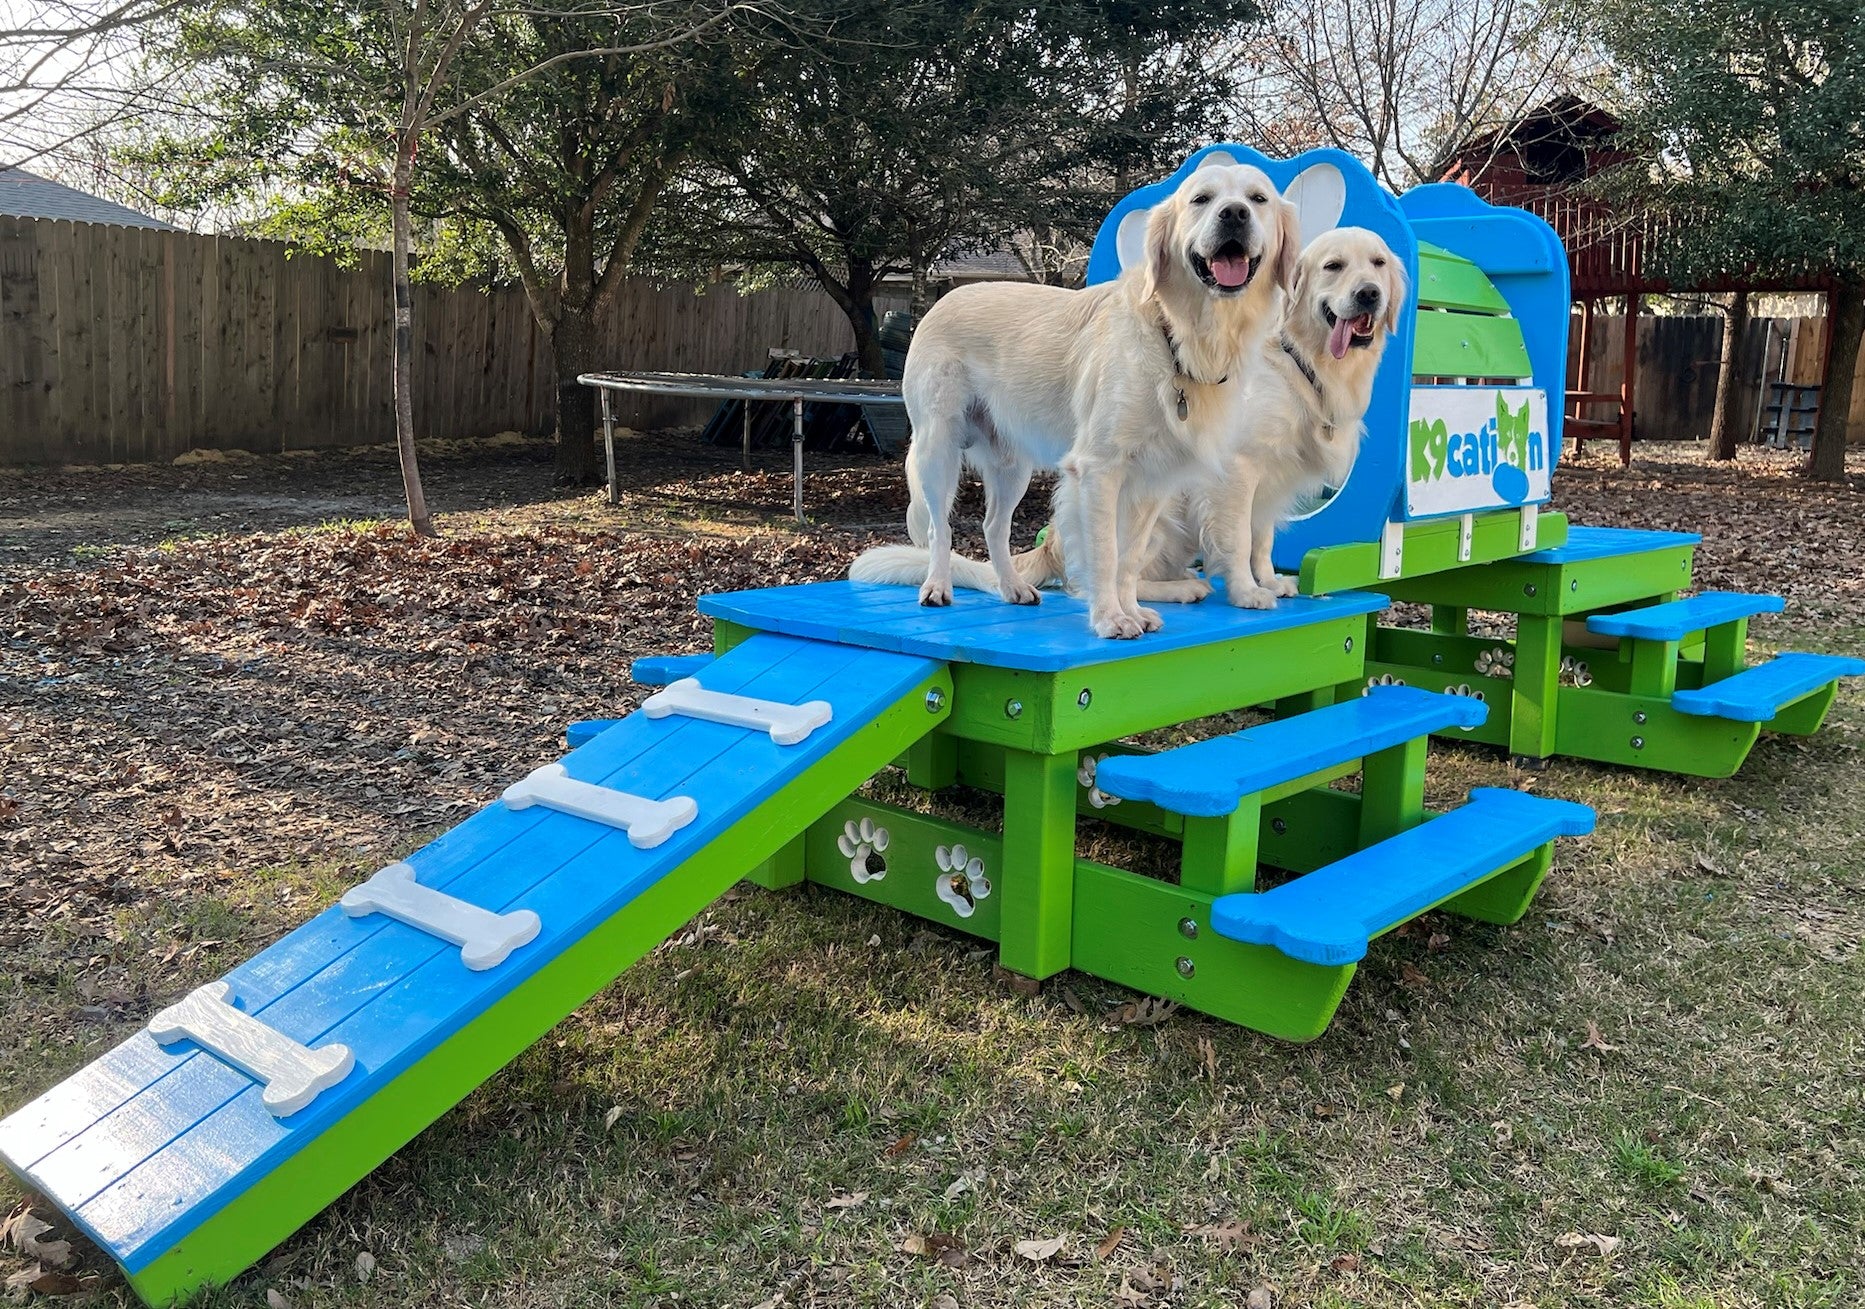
[0, 1, 186, 165]
[1231, 0, 1591, 190]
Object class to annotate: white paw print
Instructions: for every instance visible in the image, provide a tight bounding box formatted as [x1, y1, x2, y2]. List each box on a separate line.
[1474, 647, 1515, 679]
[1559, 655, 1592, 688]
[837, 816, 890, 884]
[934, 843, 992, 918]
[1076, 753, 1123, 809]
[1362, 672, 1407, 696]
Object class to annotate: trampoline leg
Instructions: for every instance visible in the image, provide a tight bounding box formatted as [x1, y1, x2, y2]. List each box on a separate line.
[742, 398, 752, 471]
[792, 398, 806, 523]
[601, 390, 618, 506]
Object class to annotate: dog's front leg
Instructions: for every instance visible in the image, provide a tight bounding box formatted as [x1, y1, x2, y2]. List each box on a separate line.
[1075, 463, 1144, 639]
[1117, 494, 1169, 632]
[1250, 515, 1300, 600]
[1218, 462, 1276, 610]
[982, 458, 1040, 605]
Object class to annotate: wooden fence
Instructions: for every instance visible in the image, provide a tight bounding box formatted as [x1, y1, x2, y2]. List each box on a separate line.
[0, 215, 888, 466]
[1569, 312, 1864, 444]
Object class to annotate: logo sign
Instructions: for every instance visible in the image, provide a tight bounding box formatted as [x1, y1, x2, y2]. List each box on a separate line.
[1405, 386, 1551, 519]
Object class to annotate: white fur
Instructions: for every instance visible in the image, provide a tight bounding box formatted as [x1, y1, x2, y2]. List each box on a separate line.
[857, 164, 1300, 639]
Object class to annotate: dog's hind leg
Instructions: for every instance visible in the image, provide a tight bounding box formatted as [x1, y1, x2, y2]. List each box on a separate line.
[978, 451, 1040, 605]
[904, 416, 964, 606]
[1115, 494, 1168, 632]
[1073, 461, 1144, 639]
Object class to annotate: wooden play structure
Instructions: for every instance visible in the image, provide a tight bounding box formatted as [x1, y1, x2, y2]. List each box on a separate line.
[2, 144, 1858, 1306]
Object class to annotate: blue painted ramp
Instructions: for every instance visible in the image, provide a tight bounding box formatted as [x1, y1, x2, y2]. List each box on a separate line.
[0, 633, 944, 1302]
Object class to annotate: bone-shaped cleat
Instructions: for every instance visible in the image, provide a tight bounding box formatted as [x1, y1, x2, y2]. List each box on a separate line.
[641, 677, 832, 746]
[339, 861, 541, 971]
[148, 981, 354, 1118]
[501, 763, 697, 849]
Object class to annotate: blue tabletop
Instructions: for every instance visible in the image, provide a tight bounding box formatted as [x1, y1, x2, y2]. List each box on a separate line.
[1518, 525, 1700, 565]
[700, 579, 1388, 673]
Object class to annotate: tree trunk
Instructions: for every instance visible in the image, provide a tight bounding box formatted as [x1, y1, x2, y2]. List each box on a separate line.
[1708, 290, 1749, 462]
[552, 308, 602, 485]
[843, 258, 886, 378]
[1809, 278, 1862, 482]
[390, 150, 436, 537]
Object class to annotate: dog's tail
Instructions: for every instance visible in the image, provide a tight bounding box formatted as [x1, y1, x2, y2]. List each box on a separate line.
[1010, 529, 1067, 591]
[849, 544, 1000, 592]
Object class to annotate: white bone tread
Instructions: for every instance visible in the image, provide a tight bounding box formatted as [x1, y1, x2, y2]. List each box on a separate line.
[502, 763, 698, 848]
[641, 676, 832, 744]
[147, 983, 354, 1118]
[339, 862, 541, 971]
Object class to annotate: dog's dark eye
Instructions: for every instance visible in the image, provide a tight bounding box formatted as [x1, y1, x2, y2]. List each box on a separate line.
[1250, 192, 1268, 203]
[1323, 260, 1343, 271]
[1190, 193, 1211, 206]
[1372, 257, 1387, 267]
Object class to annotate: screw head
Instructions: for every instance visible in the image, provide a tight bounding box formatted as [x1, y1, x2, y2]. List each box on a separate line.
[1178, 917, 1198, 940]
[1433, 653, 1445, 665]
[1570, 579, 1579, 592]
[1175, 956, 1196, 978]
[1077, 689, 1092, 709]
[1631, 735, 1645, 749]
[1005, 698, 1023, 719]
[1634, 711, 1647, 724]
[924, 688, 945, 713]
[1344, 635, 1355, 653]
[1271, 817, 1287, 835]
[1525, 583, 1538, 597]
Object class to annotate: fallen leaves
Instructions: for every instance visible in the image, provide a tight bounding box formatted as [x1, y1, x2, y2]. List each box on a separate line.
[1094, 1226, 1126, 1262]
[897, 1231, 967, 1268]
[1581, 1020, 1618, 1053]
[823, 1191, 867, 1212]
[1012, 1235, 1066, 1262]
[1554, 1231, 1623, 1257]
[1103, 996, 1179, 1029]
[1183, 1219, 1259, 1252]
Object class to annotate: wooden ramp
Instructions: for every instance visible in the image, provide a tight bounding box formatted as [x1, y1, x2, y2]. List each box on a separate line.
[0, 634, 948, 1305]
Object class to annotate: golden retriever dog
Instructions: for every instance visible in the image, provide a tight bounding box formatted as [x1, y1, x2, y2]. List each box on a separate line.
[854, 162, 1299, 638]
[916, 227, 1406, 609]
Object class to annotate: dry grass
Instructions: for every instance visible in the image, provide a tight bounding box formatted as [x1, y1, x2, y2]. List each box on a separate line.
[2, 433, 1862, 1309]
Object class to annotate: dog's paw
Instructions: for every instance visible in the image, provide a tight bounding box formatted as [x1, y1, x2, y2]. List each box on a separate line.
[999, 579, 1042, 606]
[1151, 579, 1212, 604]
[1227, 584, 1277, 610]
[1133, 605, 1163, 632]
[918, 579, 953, 607]
[1091, 608, 1145, 639]
[1269, 574, 1300, 598]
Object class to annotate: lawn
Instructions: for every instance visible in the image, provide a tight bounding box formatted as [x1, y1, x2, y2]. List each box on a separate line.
[2, 434, 1861, 1309]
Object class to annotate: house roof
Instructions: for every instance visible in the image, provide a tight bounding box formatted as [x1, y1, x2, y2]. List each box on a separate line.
[1444, 97, 1624, 174]
[0, 168, 175, 229]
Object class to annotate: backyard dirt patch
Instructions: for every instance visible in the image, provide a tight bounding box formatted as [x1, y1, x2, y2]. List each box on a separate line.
[2, 433, 1862, 1309]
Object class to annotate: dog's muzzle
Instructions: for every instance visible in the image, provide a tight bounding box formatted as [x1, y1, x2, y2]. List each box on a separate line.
[1190, 238, 1262, 295]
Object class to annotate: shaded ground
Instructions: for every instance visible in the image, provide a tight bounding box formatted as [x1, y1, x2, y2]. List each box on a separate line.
[2, 433, 1862, 1309]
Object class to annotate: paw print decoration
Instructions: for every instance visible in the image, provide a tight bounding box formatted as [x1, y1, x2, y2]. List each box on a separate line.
[934, 844, 992, 918]
[837, 817, 890, 884]
[1076, 753, 1123, 809]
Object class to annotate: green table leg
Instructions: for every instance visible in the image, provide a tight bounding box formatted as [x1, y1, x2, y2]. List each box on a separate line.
[1180, 796, 1262, 896]
[1509, 613, 1563, 764]
[998, 747, 1079, 981]
[1359, 736, 1428, 845]
[1700, 618, 1750, 684]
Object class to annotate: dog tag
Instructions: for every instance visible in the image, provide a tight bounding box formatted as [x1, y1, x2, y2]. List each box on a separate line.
[1175, 388, 1188, 421]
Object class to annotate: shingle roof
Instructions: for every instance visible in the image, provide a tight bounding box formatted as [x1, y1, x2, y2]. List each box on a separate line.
[0, 168, 175, 229]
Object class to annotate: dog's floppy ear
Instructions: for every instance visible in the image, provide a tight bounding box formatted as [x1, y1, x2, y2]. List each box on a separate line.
[1139, 199, 1176, 303]
[1381, 249, 1408, 336]
[1272, 197, 1301, 295]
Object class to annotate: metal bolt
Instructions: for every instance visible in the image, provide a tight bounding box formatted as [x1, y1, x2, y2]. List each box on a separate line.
[1178, 917, 1198, 940]
[1344, 635, 1355, 653]
[1005, 698, 1023, 719]
[1631, 735, 1645, 749]
[1077, 688, 1092, 709]
[1432, 653, 1445, 665]
[1175, 956, 1196, 978]
[924, 688, 945, 713]
[1271, 817, 1287, 835]
[1634, 711, 1647, 724]
[1524, 583, 1538, 597]
[1570, 579, 1579, 592]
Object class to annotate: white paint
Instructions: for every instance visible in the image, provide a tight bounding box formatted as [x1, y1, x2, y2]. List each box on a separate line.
[1115, 208, 1151, 272]
[149, 981, 354, 1118]
[1282, 162, 1347, 245]
[339, 861, 541, 971]
[501, 763, 697, 849]
[934, 844, 992, 919]
[1193, 150, 1239, 169]
[1405, 386, 1553, 518]
[837, 816, 890, 884]
[641, 677, 831, 746]
[1458, 513, 1474, 562]
[1518, 504, 1539, 552]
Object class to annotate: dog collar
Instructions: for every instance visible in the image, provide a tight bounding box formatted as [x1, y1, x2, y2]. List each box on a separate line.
[1160, 319, 1228, 421]
[1280, 333, 1323, 398]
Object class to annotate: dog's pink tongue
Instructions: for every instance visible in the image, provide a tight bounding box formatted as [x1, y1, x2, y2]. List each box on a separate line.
[1210, 253, 1252, 288]
[1327, 315, 1354, 359]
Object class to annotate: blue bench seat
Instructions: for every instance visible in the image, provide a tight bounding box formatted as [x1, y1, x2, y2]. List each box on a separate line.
[1673, 652, 1865, 722]
[1586, 591, 1783, 642]
[1517, 525, 1699, 566]
[1209, 788, 1596, 965]
[630, 652, 716, 685]
[1092, 686, 1488, 817]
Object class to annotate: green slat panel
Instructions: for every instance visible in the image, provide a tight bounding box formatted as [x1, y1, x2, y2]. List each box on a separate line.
[1411, 309, 1532, 379]
[1415, 241, 1510, 313]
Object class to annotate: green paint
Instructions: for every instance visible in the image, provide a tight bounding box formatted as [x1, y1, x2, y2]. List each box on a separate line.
[1358, 736, 1428, 846]
[803, 798, 1002, 941]
[1411, 309, 1532, 378]
[1297, 511, 1569, 596]
[121, 667, 951, 1306]
[998, 748, 1080, 980]
[1415, 242, 1510, 314]
[1180, 800, 1261, 896]
[1496, 391, 1533, 470]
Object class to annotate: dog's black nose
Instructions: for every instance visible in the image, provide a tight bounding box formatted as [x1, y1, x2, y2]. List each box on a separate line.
[1352, 282, 1382, 309]
[1217, 203, 1250, 231]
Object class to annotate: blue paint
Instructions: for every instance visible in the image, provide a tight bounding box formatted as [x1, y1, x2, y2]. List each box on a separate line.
[0, 634, 941, 1272]
[700, 578, 1388, 673]
[1094, 686, 1487, 817]
[565, 719, 624, 748]
[1209, 788, 1596, 965]
[1586, 591, 1785, 642]
[1519, 525, 1700, 565]
[1491, 462, 1529, 505]
[1672, 653, 1865, 722]
[630, 653, 715, 686]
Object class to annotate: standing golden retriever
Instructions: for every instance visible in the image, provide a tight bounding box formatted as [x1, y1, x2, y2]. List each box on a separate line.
[878, 228, 1406, 609]
[861, 162, 1298, 638]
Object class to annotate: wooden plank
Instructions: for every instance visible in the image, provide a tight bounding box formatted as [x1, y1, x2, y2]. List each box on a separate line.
[1415, 242, 1509, 314]
[249, 240, 280, 449]
[138, 226, 170, 461]
[1411, 307, 1532, 380]
[107, 224, 140, 461]
[0, 216, 48, 462]
[197, 233, 222, 450]
[173, 231, 204, 453]
[40, 221, 79, 461]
